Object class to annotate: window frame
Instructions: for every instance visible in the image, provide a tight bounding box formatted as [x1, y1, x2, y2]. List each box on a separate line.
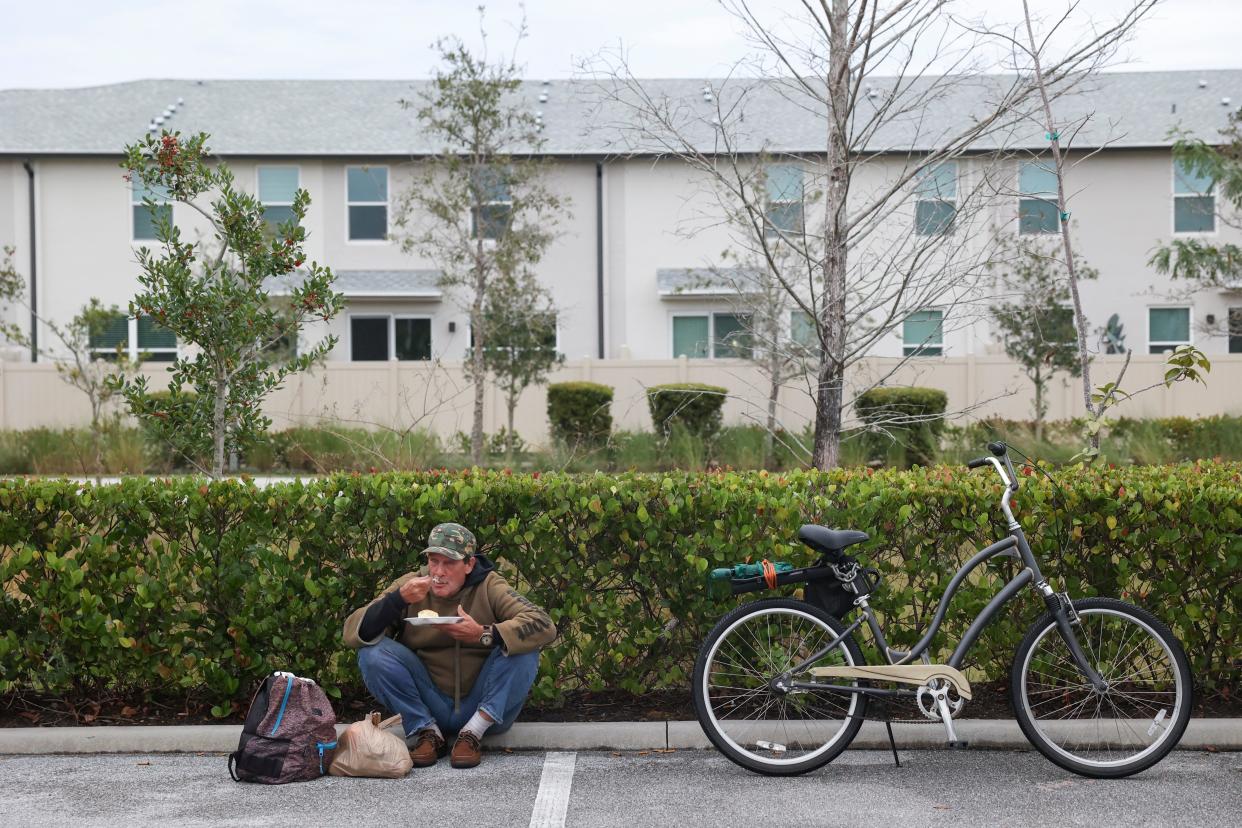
[347, 312, 436, 361]
[257, 165, 301, 233]
[1017, 160, 1060, 236]
[465, 316, 561, 356]
[344, 165, 390, 244]
[90, 315, 179, 362]
[763, 163, 805, 240]
[1172, 157, 1217, 236]
[1228, 307, 1242, 354]
[1146, 305, 1193, 354]
[469, 168, 514, 242]
[669, 311, 755, 359]
[914, 161, 957, 236]
[393, 313, 434, 361]
[901, 309, 945, 357]
[130, 178, 172, 243]
[347, 313, 393, 361]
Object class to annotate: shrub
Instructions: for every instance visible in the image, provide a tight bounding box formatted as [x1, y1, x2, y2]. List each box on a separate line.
[0, 463, 1236, 714]
[647, 383, 727, 439]
[547, 382, 613, 445]
[854, 386, 948, 467]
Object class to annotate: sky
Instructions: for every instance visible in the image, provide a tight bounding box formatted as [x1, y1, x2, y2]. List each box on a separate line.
[0, 0, 1236, 90]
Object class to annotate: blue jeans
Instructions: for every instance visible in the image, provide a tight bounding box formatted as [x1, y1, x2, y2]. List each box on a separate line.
[357, 637, 540, 738]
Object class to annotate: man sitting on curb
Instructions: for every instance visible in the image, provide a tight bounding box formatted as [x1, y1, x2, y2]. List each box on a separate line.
[343, 523, 557, 769]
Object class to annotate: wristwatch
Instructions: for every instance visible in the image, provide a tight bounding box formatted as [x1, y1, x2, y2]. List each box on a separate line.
[479, 625, 494, 647]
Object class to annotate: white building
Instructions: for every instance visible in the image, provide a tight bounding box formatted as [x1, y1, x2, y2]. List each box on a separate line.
[0, 72, 1240, 434]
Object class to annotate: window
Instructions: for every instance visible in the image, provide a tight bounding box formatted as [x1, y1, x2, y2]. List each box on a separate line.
[258, 166, 299, 234]
[1018, 161, 1059, 235]
[672, 315, 710, 358]
[915, 162, 956, 235]
[790, 310, 816, 349]
[1229, 308, 1242, 354]
[468, 315, 557, 354]
[350, 315, 432, 361]
[347, 166, 388, 241]
[88, 313, 130, 361]
[1148, 307, 1191, 354]
[672, 313, 753, 358]
[1040, 306, 1078, 346]
[132, 178, 172, 241]
[395, 317, 432, 361]
[765, 164, 804, 238]
[90, 314, 177, 361]
[137, 315, 178, 361]
[902, 310, 944, 356]
[1173, 158, 1215, 233]
[471, 168, 512, 240]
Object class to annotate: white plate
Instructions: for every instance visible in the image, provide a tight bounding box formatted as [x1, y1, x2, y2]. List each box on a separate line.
[404, 616, 463, 625]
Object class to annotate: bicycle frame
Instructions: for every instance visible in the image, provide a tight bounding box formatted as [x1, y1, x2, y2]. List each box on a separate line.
[786, 455, 1107, 696]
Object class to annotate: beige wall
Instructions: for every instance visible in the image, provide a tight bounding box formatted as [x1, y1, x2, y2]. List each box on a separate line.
[3, 355, 1240, 441]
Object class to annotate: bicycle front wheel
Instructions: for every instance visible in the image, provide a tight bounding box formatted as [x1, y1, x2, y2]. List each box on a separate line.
[1011, 597, 1192, 778]
[693, 598, 867, 776]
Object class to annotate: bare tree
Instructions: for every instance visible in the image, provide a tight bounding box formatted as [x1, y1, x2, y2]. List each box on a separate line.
[986, 0, 1209, 457]
[583, 0, 1166, 469]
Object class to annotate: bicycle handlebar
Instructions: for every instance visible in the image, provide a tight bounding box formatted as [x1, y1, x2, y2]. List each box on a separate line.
[966, 457, 990, 469]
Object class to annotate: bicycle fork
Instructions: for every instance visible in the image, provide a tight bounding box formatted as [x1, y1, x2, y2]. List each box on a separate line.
[1040, 584, 1109, 692]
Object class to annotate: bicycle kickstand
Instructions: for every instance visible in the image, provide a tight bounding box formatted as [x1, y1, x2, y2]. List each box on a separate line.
[873, 699, 901, 767]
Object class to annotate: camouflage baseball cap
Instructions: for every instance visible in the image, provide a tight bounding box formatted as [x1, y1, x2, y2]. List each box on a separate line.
[423, 522, 477, 561]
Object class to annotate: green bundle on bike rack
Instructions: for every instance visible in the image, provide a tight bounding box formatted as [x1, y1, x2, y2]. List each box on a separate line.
[709, 561, 794, 581]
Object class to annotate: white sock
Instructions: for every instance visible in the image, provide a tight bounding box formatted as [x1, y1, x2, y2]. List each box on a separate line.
[462, 710, 494, 739]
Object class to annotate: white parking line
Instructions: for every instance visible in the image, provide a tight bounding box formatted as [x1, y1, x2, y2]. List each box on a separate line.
[529, 751, 577, 828]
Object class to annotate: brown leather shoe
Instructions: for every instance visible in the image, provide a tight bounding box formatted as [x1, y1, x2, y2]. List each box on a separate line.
[450, 730, 482, 769]
[409, 728, 446, 768]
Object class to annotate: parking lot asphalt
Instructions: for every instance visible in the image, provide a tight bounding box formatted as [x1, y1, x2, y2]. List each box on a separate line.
[1, 748, 1237, 828]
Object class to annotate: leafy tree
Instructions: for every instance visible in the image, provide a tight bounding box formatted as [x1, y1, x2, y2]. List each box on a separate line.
[394, 20, 568, 465]
[110, 131, 345, 478]
[990, 239, 1096, 441]
[478, 270, 563, 462]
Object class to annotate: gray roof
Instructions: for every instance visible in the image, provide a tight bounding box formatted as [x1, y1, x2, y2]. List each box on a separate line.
[658, 267, 759, 296]
[2, 71, 1241, 156]
[264, 269, 441, 298]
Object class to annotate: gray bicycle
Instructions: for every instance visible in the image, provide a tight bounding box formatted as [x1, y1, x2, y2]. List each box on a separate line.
[693, 441, 1192, 778]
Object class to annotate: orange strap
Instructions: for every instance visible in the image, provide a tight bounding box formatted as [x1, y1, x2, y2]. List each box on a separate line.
[761, 559, 778, 590]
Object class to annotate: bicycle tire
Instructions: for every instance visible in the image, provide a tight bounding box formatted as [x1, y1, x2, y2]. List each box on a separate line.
[693, 597, 868, 776]
[1011, 597, 1192, 778]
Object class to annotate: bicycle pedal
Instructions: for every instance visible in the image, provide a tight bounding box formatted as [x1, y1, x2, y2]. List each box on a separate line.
[946, 740, 970, 750]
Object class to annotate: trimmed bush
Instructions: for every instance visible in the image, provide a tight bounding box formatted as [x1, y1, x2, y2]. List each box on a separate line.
[547, 382, 613, 445]
[647, 383, 727, 439]
[0, 463, 1236, 714]
[854, 386, 948, 467]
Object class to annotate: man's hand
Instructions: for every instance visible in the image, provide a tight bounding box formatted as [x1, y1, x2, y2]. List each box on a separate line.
[399, 576, 432, 604]
[443, 604, 485, 643]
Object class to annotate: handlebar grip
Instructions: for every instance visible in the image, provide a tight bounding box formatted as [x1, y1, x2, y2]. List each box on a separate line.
[967, 457, 990, 469]
[987, 441, 1007, 456]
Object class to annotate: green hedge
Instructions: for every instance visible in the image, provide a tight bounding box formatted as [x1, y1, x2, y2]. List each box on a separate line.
[0, 463, 1237, 715]
[855, 386, 948, 466]
[647, 383, 728, 439]
[547, 382, 613, 445]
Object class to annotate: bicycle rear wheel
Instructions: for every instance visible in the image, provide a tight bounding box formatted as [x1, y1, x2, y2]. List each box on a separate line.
[693, 598, 867, 776]
[1011, 597, 1192, 778]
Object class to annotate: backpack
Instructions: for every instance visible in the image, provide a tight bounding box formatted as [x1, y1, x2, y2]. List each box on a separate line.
[228, 671, 338, 784]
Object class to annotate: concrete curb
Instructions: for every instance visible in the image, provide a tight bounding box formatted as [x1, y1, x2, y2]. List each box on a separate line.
[0, 719, 1238, 754]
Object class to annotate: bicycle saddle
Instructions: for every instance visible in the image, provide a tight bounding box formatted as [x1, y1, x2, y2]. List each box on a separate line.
[798, 525, 869, 556]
